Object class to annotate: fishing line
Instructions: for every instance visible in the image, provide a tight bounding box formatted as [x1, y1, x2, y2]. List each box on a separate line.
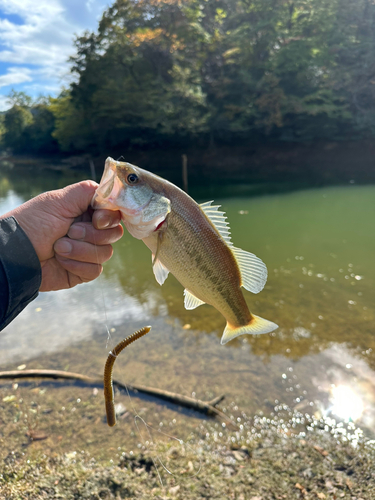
[123, 379, 202, 485]
[92, 228, 111, 349]
[91, 215, 201, 485]
[104, 329, 202, 485]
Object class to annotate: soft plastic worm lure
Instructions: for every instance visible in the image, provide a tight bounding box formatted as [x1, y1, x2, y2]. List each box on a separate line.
[103, 326, 152, 427]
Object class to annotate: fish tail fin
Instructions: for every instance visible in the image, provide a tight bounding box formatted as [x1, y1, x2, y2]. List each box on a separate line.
[221, 315, 278, 345]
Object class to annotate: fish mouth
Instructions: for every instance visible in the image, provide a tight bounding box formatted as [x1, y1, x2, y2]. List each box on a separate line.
[91, 157, 118, 210]
[91, 157, 152, 217]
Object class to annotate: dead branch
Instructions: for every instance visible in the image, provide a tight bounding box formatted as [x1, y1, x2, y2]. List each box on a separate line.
[0, 369, 236, 428]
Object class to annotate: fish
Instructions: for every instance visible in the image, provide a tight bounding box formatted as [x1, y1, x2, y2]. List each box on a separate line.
[92, 157, 278, 344]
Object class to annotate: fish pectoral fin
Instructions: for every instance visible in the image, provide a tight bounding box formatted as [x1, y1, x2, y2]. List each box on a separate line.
[152, 255, 169, 285]
[221, 315, 278, 345]
[184, 289, 206, 310]
[231, 246, 268, 294]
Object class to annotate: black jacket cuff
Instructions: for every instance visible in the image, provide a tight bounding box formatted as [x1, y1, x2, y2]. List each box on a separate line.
[0, 216, 42, 331]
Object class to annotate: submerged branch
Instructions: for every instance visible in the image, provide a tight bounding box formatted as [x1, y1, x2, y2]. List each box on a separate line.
[0, 369, 236, 428]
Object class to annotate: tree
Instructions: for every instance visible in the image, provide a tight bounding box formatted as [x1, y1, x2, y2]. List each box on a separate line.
[3, 91, 59, 154]
[6, 90, 33, 108]
[3, 105, 33, 151]
[46, 0, 375, 152]
[56, 0, 212, 151]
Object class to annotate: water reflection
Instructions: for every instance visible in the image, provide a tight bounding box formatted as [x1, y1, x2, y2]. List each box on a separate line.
[0, 166, 374, 438]
[330, 385, 364, 422]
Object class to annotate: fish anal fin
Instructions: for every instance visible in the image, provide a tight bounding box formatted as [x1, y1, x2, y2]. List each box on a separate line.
[184, 289, 206, 310]
[231, 246, 268, 294]
[152, 255, 169, 285]
[221, 315, 278, 345]
[200, 200, 232, 246]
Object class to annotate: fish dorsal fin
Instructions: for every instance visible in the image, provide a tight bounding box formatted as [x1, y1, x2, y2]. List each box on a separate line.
[184, 289, 206, 310]
[200, 200, 232, 246]
[231, 246, 267, 294]
[200, 201, 267, 293]
[152, 255, 169, 285]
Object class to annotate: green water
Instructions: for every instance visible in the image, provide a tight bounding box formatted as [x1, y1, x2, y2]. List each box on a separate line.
[0, 165, 374, 459]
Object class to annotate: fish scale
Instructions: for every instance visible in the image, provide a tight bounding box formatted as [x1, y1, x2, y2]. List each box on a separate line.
[149, 205, 251, 329]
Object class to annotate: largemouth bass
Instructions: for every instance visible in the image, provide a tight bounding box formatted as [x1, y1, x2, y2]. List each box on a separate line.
[92, 157, 278, 344]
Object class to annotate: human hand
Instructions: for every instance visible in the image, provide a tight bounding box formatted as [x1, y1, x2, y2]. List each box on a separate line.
[5, 180, 123, 291]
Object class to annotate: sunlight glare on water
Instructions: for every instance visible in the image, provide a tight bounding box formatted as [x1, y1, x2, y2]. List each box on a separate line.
[330, 385, 364, 422]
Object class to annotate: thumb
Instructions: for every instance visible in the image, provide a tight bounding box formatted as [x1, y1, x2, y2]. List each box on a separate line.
[55, 180, 99, 219]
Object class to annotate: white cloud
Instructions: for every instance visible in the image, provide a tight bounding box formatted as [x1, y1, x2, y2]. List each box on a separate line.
[0, 67, 32, 88]
[0, 0, 109, 108]
[0, 93, 9, 110]
[0, 0, 64, 26]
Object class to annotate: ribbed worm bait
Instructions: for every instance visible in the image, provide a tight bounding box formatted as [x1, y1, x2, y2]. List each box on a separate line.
[103, 326, 151, 427]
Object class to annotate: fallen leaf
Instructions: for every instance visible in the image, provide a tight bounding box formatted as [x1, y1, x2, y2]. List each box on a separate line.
[295, 483, 307, 495]
[313, 445, 329, 457]
[2, 395, 16, 402]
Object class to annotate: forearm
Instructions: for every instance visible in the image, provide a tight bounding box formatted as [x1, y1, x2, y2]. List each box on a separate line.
[0, 217, 42, 331]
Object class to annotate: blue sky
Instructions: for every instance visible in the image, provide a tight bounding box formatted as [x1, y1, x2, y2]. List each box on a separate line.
[0, 0, 109, 111]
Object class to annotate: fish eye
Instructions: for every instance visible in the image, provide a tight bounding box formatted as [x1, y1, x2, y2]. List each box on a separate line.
[127, 173, 139, 185]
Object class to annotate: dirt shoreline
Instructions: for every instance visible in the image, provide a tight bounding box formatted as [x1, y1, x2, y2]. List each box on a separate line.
[2, 425, 374, 499]
[1, 373, 373, 499]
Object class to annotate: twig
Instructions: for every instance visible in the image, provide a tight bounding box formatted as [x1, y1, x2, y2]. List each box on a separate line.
[0, 369, 236, 428]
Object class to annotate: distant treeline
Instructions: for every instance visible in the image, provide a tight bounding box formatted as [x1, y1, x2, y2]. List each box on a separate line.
[1, 0, 375, 156]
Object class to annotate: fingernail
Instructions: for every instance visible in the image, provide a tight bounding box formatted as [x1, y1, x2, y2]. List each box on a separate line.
[55, 240, 72, 255]
[97, 215, 112, 229]
[68, 224, 86, 240]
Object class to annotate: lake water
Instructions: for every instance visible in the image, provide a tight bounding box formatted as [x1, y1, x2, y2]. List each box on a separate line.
[0, 164, 374, 459]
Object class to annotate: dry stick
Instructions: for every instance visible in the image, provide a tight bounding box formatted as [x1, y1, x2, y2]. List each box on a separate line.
[0, 371, 235, 428]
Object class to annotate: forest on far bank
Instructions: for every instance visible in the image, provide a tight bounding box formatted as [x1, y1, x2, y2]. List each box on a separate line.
[1, 0, 375, 158]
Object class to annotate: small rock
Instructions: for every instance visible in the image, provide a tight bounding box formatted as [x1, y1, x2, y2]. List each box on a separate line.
[232, 450, 245, 461]
[169, 485, 180, 495]
[302, 468, 313, 478]
[114, 402, 127, 417]
[26, 430, 48, 441]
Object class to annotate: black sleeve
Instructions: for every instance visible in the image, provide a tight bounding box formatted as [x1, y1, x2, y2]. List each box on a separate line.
[0, 216, 42, 331]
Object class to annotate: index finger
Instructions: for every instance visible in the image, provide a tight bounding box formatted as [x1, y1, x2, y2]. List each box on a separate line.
[92, 209, 122, 229]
